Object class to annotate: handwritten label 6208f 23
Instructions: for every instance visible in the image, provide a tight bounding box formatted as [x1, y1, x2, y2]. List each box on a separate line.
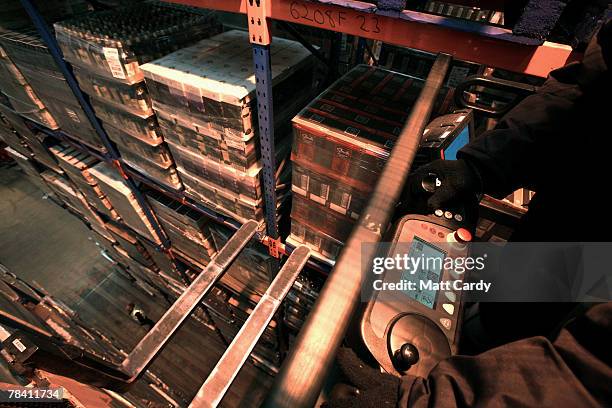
[289, 1, 382, 34]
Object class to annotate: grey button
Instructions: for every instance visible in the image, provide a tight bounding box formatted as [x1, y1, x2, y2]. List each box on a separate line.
[454, 214, 463, 222]
[444, 291, 456, 302]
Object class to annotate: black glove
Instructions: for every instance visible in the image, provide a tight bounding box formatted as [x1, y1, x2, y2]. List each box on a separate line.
[323, 347, 400, 408]
[400, 159, 482, 213]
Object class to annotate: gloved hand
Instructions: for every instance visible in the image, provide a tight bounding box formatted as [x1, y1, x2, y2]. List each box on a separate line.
[323, 347, 400, 408]
[400, 159, 482, 213]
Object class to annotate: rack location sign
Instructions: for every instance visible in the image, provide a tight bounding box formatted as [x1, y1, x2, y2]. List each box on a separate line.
[288, 1, 382, 35]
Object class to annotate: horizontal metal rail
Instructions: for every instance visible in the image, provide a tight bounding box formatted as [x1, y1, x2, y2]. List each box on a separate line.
[121, 220, 259, 379]
[190, 245, 311, 407]
[165, 0, 578, 78]
[265, 53, 452, 408]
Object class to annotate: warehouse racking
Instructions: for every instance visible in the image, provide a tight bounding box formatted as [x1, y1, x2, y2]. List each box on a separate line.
[3, 0, 589, 406]
[13, 0, 579, 272]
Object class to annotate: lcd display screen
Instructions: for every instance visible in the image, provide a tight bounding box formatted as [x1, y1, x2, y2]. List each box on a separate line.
[400, 237, 446, 309]
[443, 124, 470, 160]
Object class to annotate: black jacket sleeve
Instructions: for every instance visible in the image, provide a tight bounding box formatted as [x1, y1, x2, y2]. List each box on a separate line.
[457, 20, 610, 198]
[398, 302, 612, 408]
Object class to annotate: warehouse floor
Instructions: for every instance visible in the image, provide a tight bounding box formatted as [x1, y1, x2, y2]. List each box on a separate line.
[0, 163, 107, 298]
[0, 164, 273, 407]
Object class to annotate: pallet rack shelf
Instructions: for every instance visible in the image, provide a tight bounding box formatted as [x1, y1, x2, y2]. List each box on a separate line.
[168, 0, 580, 78]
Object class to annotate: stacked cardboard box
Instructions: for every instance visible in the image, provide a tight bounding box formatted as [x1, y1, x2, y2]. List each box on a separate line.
[49, 142, 118, 219]
[54, 1, 222, 189]
[141, 30, 314, 225]
[92, 217, 184, 292]
[88, 162, 162, 244]
[145, 189, 217, 268]
[0, 45, 58, 129]
[0, 29, 103, 149]
[288, 65, 452, 261]
[39, 169, 114, 240]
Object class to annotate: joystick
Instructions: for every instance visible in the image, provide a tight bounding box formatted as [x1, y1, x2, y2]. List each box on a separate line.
[393, 343, 419, 372]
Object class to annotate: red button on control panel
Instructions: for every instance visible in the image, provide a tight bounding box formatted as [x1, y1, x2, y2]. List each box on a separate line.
[454, 228, 472, 243]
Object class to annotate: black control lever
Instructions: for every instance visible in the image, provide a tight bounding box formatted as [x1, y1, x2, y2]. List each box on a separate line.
[393, 343, 420, 372]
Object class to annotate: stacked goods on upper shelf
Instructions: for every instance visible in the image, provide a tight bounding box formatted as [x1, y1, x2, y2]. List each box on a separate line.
[288, 65, 453, 262]
[145, 189, 217, 269]
[0, 29, 104, 150]
[49, 142, 118, 220]
[377, 46, 480, 87]
[88, 161, 163, 244]
[141, 30, 315, 224]
[422, 1, 504, 25]
[0, 45, 57, 129]
[54, 1, 222, 190]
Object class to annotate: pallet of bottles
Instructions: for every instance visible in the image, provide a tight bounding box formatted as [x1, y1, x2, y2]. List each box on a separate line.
[0, 45, 57, 129]
[140, 30, 314, 159]
[0, 29, 102, 149]
[289, 64, 453, 260]
[54, 1, 221, 85]
[139, 30, 314, 224]
[54, 1, 222, 190]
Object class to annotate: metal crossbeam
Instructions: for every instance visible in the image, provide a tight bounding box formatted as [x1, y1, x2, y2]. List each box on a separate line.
[190, 246, 310, 407]
[121, 221, 259, 379]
